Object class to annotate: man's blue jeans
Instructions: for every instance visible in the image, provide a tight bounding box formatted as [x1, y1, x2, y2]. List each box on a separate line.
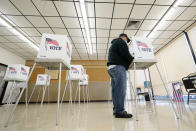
[108, 65, 127, 113]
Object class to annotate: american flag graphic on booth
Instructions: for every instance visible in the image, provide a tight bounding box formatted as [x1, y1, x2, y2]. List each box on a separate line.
[66, 42, 70, 58]
[71, 67, 79, 74]
[21, 67, 26, 73]
[45, 38, 59, 50]
[38, 75, 45, 81]
[136, 41, 148, 48]
[9, 67, 16, 71]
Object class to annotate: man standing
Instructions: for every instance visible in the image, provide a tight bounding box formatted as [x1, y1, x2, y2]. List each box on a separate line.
[107, 33, 134, 118]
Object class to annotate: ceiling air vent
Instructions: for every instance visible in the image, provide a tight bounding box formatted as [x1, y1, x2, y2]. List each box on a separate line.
[126, 20, 141, 29]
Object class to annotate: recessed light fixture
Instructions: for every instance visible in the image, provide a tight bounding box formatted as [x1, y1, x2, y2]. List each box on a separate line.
[79, 0, 93, 54]
[148, 0, 184, 38]
[0, 14, 39, 51]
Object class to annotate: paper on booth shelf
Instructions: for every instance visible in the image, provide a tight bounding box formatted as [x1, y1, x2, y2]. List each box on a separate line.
[37, 33, 72, 68]
[4, 64, 30, 82]
[36, 74, 51, 86]
[67, 65, 84, 81]
[132, 37, 155, 60]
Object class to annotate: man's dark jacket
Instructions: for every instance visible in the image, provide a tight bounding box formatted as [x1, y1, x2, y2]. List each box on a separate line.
[107, 38, 134, 70]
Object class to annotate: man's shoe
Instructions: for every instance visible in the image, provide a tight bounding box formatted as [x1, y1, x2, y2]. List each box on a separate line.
[114, 111, 133, 118]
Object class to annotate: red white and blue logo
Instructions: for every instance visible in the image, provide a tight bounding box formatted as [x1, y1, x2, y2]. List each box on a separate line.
[9, 67, 17, 74]
[38, 75, 45, 81]
[71, 67, 79, 74]
[21, 67, 27, 75]
[136, 40, 152, 52]
[45, 37, 62, 51]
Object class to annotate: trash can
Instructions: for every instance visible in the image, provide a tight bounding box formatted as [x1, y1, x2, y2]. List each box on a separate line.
[144, 92, 150, 101]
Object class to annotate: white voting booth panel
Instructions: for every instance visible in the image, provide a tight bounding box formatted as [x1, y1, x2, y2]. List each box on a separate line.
[80, 74, 88, 85]
[36, 74, 51, 86]
[128, 37, 179, 121]
[4, 64, 30, 82]
[36, 33, 72, 69]
[67, 65, 84, 81]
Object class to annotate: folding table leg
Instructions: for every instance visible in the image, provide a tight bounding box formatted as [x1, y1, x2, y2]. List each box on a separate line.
[61, 81, 68, 104]
[74, 82, 79, 103]
[155, 63, 179, 119]
[78, 81, 80, 105]
[83, 86, 85, 104]
[7, 81, 16, 107]
[69, 80, 72, 105]
[5, 87, 25, 127]
[47, 69, 50, 104]
[28, 84, 36, 104]
[36, 87, 41, 104]
[56, 62, 62, 126]
[87, 85, 90, 102]
[133, 63, 139, 121]
[38, 86, 47, 116]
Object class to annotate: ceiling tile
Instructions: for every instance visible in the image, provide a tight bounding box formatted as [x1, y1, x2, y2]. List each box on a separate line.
[45, 17, 64, 28]
[130, 5, 152, 19]
[0, 36, 9, 42]
[166, 21, 188, 30]
[111, 19, 127, 29]
[32, 0, 58, 16]
[155, 0, 175, 5]
[136, 0, 155, 4]
[12, 0, 39, 15]
[158, 31, 176, 38]
[52, 28, 68, 35]
[86, 3, 95, 17]
[110, 30, 123, 37]
[124, 30, 137, 36]
[177, 7, 196, 20]
[140, 20, 158, 30]
[0, 0, 21, 15]
[113, 4, 132, 18]
[97, 38, 108, 43]
[27, 16, 49, 27]
[97, 30, 109, 37]
[68, 29, 83, 37]
[146, 6, 169, 19]
[62, 17, 81, 28]
[0, 27, 15, 35]
[135, 30, 150, 37]
[96, 3, 113, 18]
[7, 16, 33, 27]
[37, 28, 53, 34]
[55, 1, 77, 17]
[21, 28, 41, 36]
[96, 18, 111, 29]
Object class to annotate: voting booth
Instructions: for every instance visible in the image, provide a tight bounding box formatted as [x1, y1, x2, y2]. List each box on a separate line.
[4, 64, 30, 82]
[3, 64, 30, 127]
[4, 34, 72, 127]
[28, 74, 51, 116]
[79, 74, 90, 103]
[129, 37, 179, 121]
[61, 65, 84, 106]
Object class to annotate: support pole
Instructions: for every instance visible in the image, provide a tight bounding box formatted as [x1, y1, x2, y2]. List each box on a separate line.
[133, 63, 138, 121]
[56, 63, 62, 126]
[155, 63, 179, 119]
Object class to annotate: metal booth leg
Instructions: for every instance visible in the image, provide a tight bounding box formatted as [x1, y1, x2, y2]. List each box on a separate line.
[143, 70, 155, 113]
[38, 86, 47, 116]
[5, 87, 25, 127]
[56, 63, 62, 126]
[133, 63, 139, 121]
[74, 81, 79, 103]
[47, 69, 50, 104]
[83, 85, 85, 104]
[69, 79, 72, 105]
[155, 63, 179, 119]
[78, 81, 80, 105]
[61, 80, 69, 105]
[28, 84, 36, 104]
[86, 85, 88, 103]
[36, 87, 41, 104]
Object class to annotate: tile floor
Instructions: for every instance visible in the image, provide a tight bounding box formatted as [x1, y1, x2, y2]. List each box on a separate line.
[0, 101, 196, 131]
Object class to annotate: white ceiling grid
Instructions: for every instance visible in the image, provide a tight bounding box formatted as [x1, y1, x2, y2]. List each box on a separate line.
[0, 0, 195, 60]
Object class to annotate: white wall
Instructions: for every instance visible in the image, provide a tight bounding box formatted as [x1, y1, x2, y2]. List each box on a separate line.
[0, 47, 25, 65]
[149, 25, 196, 96]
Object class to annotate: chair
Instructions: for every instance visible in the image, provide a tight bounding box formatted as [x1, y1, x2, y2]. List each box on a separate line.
[136, 87, 145, 101]
[182, 78, 196, 104]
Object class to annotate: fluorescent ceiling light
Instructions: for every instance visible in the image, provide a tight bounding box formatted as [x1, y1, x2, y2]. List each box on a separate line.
[148, 0, 185, 38]
[79, 0, 93, 54]
[0, 15, 39, 51]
